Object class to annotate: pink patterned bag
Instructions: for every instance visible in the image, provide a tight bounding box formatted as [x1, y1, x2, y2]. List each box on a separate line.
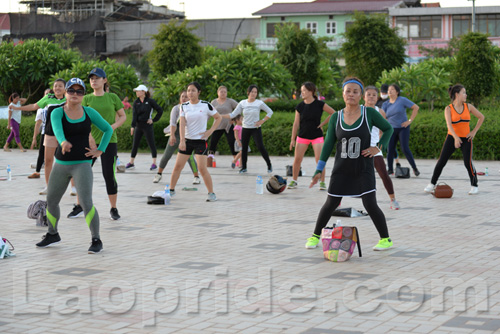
[321, 225, 362, 262]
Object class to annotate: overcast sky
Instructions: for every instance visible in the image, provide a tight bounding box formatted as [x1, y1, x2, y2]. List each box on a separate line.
[7, 0, 499, 19]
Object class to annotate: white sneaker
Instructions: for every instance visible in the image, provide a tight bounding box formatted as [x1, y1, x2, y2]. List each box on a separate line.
[424, 183, 435, 193]
[206, 193, 217, 202]
[70, 187, 77, 196]
[153, 174, 162, 183]
[468, 186, 479, 195]
[193, 176, 201, 184]
[30, 162, 44, 169]
[39, 187, 47, 195]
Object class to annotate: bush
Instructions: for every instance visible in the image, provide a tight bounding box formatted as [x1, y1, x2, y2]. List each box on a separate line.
[2, 108, 499, 160]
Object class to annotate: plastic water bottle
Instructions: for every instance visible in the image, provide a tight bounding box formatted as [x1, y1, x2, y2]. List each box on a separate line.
[164, 184, 171, 205]
[6, 165, 11, 181]
[117, 157, 121, 166]
[256, 175, 264, 195]
[336, 219, 342, 227]
[485, 167, 489, 176]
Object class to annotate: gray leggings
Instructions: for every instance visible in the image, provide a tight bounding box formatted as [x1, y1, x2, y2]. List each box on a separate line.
[46, 162, 100, 239]
[159, 128, 198, 173]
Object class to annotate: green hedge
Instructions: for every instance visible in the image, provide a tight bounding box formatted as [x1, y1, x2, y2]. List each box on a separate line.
[2, 108, 499, 160]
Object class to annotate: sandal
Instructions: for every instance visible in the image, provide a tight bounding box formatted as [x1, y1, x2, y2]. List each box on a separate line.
[3, 148, 11, 152]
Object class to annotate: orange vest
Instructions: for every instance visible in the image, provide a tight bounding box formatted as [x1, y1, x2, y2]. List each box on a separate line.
[448, 103, 470, 137]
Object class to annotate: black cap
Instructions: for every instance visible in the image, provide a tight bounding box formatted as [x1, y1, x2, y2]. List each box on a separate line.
[380, 84, 389, 93]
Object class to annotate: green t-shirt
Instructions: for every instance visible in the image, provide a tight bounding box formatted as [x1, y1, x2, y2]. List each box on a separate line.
[37, 94, 66, 109]
[82, 92, 124, 144]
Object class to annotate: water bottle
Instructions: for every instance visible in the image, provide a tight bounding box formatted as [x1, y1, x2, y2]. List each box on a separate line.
[256, 175, 263, 195]
[485, 167, 489, 176]
[6, 165, 11, 181]
[164, 184, 171, 205]
[117, 157, 121, 166]
[335, 219, 342, 227]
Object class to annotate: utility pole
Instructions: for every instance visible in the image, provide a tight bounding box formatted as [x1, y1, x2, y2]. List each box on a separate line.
[468, 0, 476, 32]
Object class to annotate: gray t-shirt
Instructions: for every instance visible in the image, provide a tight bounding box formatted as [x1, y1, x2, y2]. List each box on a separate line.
[229, 99, 273, 129]
[211, 98, 238, 132]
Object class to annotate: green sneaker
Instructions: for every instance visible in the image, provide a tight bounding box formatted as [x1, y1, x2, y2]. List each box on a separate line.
[288, 180, 298, 189]
[373, 237, 393, 251]
[305, 235, 320, 249]
[319, 181, 327, 190]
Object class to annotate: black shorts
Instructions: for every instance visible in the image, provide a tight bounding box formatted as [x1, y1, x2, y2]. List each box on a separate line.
[179, 139, 208, 156]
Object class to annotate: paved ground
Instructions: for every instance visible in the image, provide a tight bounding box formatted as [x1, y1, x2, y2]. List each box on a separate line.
[1, 149, 500, 334]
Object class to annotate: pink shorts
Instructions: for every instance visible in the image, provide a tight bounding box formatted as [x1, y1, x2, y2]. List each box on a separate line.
[296, 136, 324, 145]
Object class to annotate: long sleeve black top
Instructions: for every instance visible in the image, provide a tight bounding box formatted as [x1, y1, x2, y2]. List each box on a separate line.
[131, 97, 163, 128]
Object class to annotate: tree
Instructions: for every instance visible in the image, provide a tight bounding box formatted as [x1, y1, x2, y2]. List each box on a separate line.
[0, 39, 79, 103]
[124, 53, 150, 82]
[53, 32, 75, 50]
[52, 58, 140, 100]
[341, 11, 406, 86]
[154, 46, 294, 108]
[275, 23, 320, 93]
[148, 19, 202, 82]
[453, 32, 497, 105]
[418, 37, 460, 58]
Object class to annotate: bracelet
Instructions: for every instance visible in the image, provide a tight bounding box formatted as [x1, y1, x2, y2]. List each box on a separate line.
[409, 119, 412, 123]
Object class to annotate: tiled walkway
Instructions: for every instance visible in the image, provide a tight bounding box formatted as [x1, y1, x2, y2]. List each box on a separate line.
[1, 150, 499, 333]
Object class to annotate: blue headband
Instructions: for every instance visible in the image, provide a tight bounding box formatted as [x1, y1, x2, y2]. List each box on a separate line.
[342, 79, 364, 93]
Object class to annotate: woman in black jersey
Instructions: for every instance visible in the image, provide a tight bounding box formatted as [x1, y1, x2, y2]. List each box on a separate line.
[306, 77, 395, 251]
[289, 82, 335, 190]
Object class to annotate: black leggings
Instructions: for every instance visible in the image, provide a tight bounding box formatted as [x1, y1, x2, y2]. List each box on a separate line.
[36, 134, 45, 173]
[431, 135, 477, 186]
[313, 192, 389, 239]
[241, 127, 271, 170]
[208, 127, 236, 156]
[92, 142, 118, 195]
[131, 123, 157, 158]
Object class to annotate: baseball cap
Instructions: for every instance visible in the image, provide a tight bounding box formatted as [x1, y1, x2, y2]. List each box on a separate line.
[65, 78, 86, 92]
[88, 67, 106, 78]
[133, 84, 148, 92]
[380, 84, 389, 93]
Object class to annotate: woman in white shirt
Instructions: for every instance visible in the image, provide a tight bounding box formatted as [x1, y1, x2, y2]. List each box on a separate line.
[223, 85, 274, 174]
[169, 82, 222, 202]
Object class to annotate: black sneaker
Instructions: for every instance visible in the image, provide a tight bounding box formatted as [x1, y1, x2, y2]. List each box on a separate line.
[88, 238, 103, 254]
[388, 170, 394, 175]
[67, 204, 84, 218]
[413, 168, 420, 177]
[110, 207, 121, 220]
[36, 233, 61, 248]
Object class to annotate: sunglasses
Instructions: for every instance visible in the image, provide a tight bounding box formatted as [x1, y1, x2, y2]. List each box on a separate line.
[67, 88, 85, 96]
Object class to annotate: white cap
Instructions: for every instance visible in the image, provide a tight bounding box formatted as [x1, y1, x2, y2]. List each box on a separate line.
[133, 84, 148, 92]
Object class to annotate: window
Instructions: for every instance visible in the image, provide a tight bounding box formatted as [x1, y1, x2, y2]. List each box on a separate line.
[477, 14, 500, 36]
[326, 21, 336, 35]
[266, 22, 299, 38]
[453, 15, 471, 37]
[306, 22, 318, 34]
[396, 16, 441, 39]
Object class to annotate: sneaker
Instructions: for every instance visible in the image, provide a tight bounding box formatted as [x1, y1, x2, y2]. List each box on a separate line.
[36, 233, 61, 248]
[319, 181, 327, 190]
[305, 235, 320, 249]
[39, 186, 48, 195]
[30, 163, 37, 169]
[153, 174, 162, 183]
[150, 163, 157, 171]
[193, 176, 201, 184]
[70, 186, 77, 196]
[170, 189, 176, 197]
[125, 163, 135, 169]
[468, 186, 479, 195]
[388, 170, 394, 176]
[239, 168, 248, 174]
[413, 168, 420, 177]
[390, 199, 400, 210]
[206, 193, 217, 202]
[373, 237, 393, 251]
[267, 165, 273, 174]
[424, 183, 435, 193]
[288, 180, 298, 189]
[67, 204, 84, 218]
[231, 162, 236, 169]
[28, 172, 40, 179]
[88, 238, 103, 254]
[110, 208, 121, 220]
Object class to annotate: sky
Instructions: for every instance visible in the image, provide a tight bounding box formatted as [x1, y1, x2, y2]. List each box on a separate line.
[6, 0, 500, 19]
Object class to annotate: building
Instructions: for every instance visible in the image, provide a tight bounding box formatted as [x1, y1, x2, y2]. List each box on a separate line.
[252, 0, 411, 51]
[389, 5, 500, 62]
